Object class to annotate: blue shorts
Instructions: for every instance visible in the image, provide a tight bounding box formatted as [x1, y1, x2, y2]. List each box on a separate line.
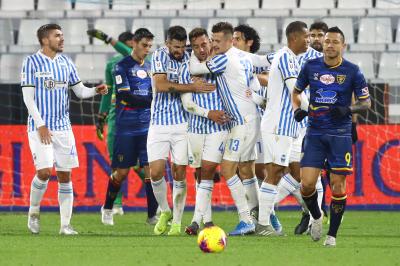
[112, 134, 148, 169]
[301, 134, 353, 175]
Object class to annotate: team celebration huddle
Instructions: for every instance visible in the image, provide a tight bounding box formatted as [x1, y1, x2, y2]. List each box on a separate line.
[22, 19, 371, 247]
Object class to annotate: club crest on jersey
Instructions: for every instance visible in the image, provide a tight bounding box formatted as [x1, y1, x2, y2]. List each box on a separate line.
[313, 73, 319, 80]
[280, 154, 286, 164]
[44, 78, 55, 90]
[315, 89, 337, 104]
[319, 74, 335, 85]
[337, 74, 346, 84]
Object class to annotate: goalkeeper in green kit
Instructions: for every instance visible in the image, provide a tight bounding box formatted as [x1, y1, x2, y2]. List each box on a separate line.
[88, 29, 159, 224]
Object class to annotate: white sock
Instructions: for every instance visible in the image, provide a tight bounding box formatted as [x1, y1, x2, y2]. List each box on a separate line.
[191, 183, 202, 224]
[316, 176, 323, 213]
[258, 182, 277, 226]
[196, 180, 214, 224]
[172, 180, 187, 224]
[292, 188, 309, 212]
[275, 173, 299, 204]
[242, 176, 260, 210]
[58, 182, 73, 227]
[227, 175, 251, 223]
[29, 175, 48, 214]
[151, 178, 170, 213]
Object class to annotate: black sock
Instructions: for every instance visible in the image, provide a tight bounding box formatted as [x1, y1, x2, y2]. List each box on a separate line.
[328, 194, 347, 238]
[302, 190, 321, 220]
[145, 179, 158, 218]
[104, 179, 121, 210]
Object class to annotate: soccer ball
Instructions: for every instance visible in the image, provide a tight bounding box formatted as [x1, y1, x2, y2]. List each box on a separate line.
[197, 226, 227, 253]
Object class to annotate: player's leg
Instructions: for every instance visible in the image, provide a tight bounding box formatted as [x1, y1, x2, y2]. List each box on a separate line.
[53, 130, 79, 235]
[147, 125, 172, 235]
[168, 123, 189, 235]
[324, 134, 353, 247]
[239, 161, 259, 216]
[221, 125, 254, 236]
[106, 115, 124, 215]
[186, 133, 205, 234]
[257, 133, 292, 236]
[27, 131, 54, 234]
[255, 138, 267, 187]
[300, 134, 326, 241]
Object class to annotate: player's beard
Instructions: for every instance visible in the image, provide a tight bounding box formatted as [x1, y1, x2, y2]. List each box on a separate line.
[311, 42, 323, 52]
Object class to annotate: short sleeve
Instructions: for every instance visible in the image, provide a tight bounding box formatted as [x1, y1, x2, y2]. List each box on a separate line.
[20, 56, 35, 87]
[206, 54, 228, 74]
[113, 63, 130, 93]
[352, 66, 370, 101]
[179, 62, 192, 84]
[67, 57, 81, 86]
[151, 49, 168, 74]
[278, 53, 299, 80]
[294, 62, 309, 93]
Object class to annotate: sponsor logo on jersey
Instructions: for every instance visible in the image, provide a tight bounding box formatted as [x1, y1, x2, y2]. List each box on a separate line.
[136, 69, 148, 79]
[315, 89, 337, 104]
[319, 74, 335, 85]
[115, 75, 122, 84]
[35, 71, 53, 78]
[362, 87, 369, 95]
[337, 74, 346, 84]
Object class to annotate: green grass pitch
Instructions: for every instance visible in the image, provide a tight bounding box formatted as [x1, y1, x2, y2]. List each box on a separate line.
[0, 211, 399, 266]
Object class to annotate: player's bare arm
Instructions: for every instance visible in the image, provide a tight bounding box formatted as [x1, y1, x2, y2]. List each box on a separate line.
[153, 73, 215, 93]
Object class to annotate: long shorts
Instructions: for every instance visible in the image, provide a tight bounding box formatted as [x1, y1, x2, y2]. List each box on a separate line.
[262, 132, 293, 167]
[223, 114, 259, 162]
[147, 123, 188, 165]
[301, 133, 353, 175]
[28, 129, 78, 171]
[112, 134, 148, 168]
[188, 130, 228, 168]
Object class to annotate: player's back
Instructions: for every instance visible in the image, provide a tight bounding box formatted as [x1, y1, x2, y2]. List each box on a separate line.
[21, 51, 80, 132]
[213, 47, 257, 126]
[150, 46, 188, 126]
[262, 46, 300, 137]
[114, 55, 152, 136]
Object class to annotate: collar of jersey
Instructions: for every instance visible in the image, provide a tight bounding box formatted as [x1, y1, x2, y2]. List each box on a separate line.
[325, 57, 343, 69]
[37, 50, 60, 61]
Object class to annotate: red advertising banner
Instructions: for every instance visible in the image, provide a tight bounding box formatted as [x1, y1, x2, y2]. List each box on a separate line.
[0, 125, 399, 210]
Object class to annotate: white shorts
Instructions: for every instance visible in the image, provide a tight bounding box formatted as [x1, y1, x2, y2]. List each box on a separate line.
[147, 123, 188, 165]
[28, 130, 79, 171]
[255, 134, 265, 164]
[262, 132, 293, 167]
[290, 127, 307, 163]
[188, 130, 228, 168]
[223, 115, 259, 162]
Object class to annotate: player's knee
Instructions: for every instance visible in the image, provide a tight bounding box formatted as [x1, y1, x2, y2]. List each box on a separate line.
[173, 165, 186, 180]
[36, 168, 52, 181]
[115, 169, 129, 181]
[201, 164, 217, 180]
[331, 181, 346, 195]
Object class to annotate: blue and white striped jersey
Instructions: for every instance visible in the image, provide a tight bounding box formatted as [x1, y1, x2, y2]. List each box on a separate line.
[206, 47, 258, 128]
[261, 46, 301, 138]
[150, 46, 189, 125]
[21, 50, 80, 132]
[180, 59, 227, 134]
[254, 66, 268, 117]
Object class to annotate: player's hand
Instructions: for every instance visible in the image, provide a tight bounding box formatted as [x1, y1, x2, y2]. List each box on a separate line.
[193, 79, 216, 93]
[96, 84, 108, 95]
[207, 110, 230, 125]
[294, 108, 308, 122]
[86, 29, 112, 44]
[351, 122, 358, 143]
[331, 106, 351, 119]
[95, 112, 107, 141]
[37, 126, 52, 145]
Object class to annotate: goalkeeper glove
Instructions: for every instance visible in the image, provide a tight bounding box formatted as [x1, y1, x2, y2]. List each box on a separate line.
[351, 122, 358, 144]
[87, 29, 112, 44]
[293, 108, 308, 122]
[331, 106, 351, 119]
[95, 113, 107, 140]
